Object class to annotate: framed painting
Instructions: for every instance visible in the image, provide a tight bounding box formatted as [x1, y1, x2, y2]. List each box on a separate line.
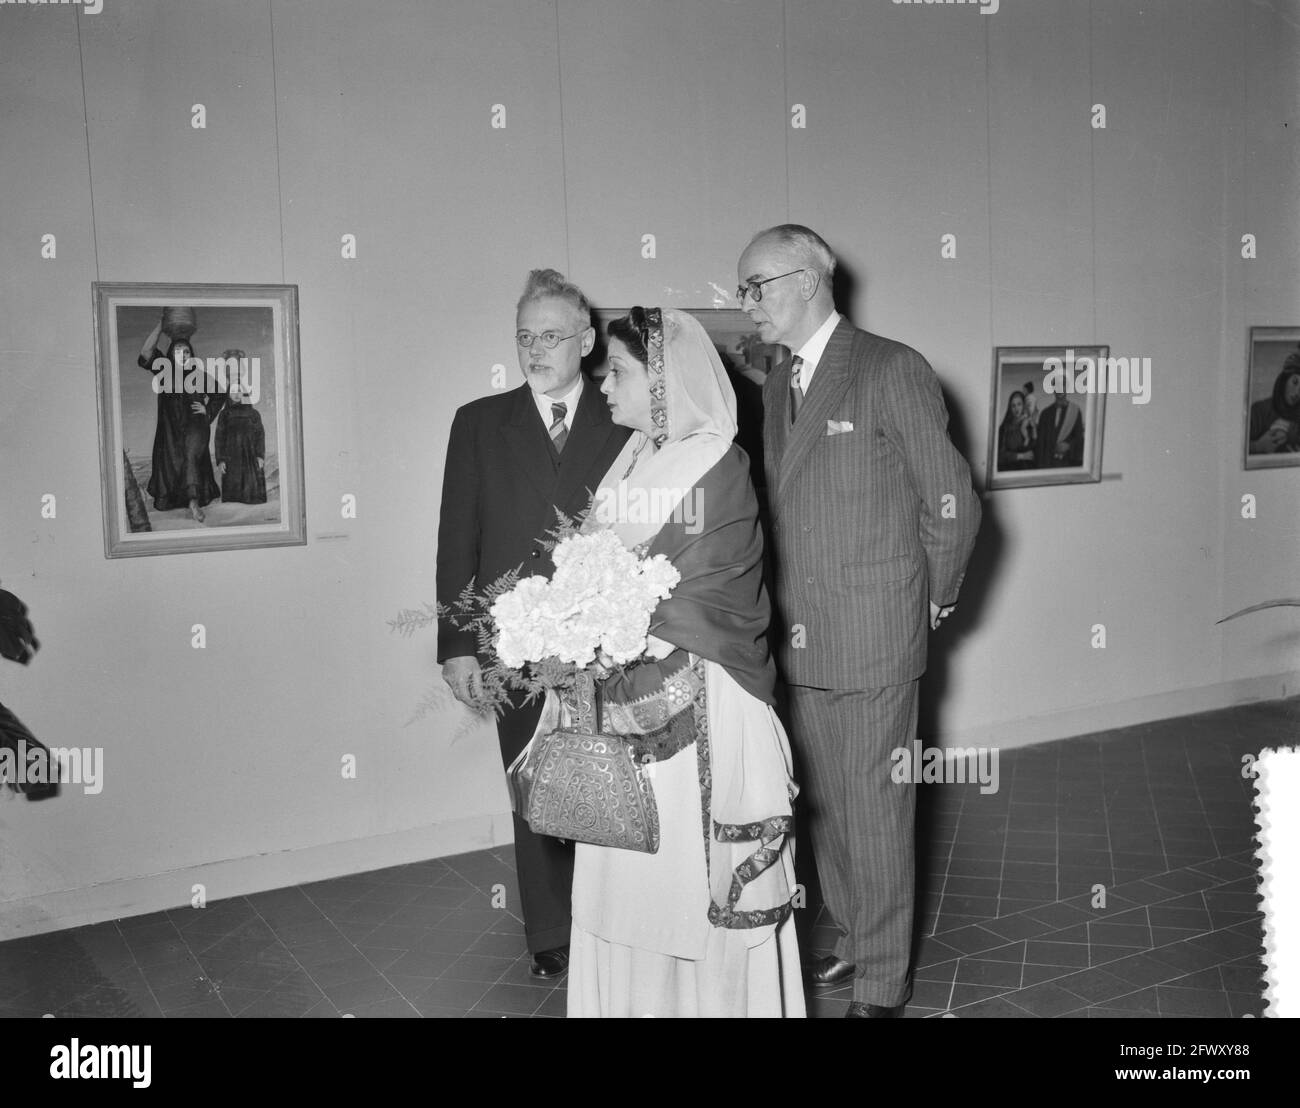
[1244, 326, 1300, 470]
[986, 345, 1108, 490]
[92, 282, 305, 557]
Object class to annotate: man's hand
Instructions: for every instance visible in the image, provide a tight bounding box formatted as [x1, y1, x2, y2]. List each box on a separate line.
[929, 601, 955, 631]
[442, 655, 484, 708]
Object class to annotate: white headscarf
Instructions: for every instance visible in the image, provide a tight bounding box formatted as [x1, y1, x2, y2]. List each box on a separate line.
[588, 309, 736, 547]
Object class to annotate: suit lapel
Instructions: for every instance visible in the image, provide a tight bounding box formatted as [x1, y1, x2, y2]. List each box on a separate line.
[552, 377, 619, 517]
[504, 385, 555, 503]
[777, 319, 856, 497]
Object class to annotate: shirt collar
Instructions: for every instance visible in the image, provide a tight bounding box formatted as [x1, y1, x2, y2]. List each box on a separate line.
[794, 311, 841, 371]
[531, 375, 584, 424]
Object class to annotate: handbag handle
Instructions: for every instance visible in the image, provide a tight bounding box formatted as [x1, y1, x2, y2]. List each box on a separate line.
[566, 668, 604, 735]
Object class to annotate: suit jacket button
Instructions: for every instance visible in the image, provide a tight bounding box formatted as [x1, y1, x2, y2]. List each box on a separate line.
[531, 550, 540, 558]
[802, 525, 813, 533]
[806, 576, 814, 584]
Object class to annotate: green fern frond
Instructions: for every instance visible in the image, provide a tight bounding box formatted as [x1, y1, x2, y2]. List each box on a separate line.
[536, 502, 592, 554]
[388, 602, 441, 637]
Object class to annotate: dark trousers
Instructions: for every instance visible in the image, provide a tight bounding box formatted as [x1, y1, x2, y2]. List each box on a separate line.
[495, 697, 573, 954]
[788, 679, 918, 1007]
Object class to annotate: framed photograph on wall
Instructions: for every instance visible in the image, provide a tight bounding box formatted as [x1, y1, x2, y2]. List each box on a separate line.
[1244, 326, 1300, 470]
[92, 282, 306, 558]
[986, 345, 1108, 490]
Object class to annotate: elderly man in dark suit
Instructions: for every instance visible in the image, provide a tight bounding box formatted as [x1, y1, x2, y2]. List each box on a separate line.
[436, 269, 631, 977]
[739, 226, 981, 1017]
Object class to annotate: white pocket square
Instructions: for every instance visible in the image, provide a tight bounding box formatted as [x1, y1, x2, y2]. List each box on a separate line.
[826, 420, 855, 436]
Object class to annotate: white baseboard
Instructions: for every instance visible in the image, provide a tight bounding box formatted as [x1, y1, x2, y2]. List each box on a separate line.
[4, 673, 1295, 942]
[931, 670, 1299, 751]
[0, 811, 514, 942]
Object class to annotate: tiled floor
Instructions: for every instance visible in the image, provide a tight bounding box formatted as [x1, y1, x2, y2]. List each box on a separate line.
[0, 697, 1289, 1017]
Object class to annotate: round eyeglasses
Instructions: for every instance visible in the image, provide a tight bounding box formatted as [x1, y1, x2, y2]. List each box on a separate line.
[515, 328, 589, 350]
[736, 269, 808, 304]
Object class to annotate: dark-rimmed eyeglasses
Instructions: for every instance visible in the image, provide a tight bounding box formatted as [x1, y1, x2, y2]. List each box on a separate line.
[736, 269, 808, 304]
[516, 327, 590, 350]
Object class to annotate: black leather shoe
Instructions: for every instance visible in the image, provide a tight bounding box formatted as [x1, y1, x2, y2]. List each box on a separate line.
[845, 1001, 903, 1018]
[529, 946, 569, 978]
[806, 955, 856, 987]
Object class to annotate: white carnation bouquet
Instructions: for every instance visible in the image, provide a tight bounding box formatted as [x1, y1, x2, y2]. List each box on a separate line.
[393, 509, 680, 719]
[493, 528, 679, 670]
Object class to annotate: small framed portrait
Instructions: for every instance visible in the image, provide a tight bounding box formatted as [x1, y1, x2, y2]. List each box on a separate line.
[92, 282, 306, 558]
[986, 345, 1108, 490]
[1244, 326, 1300, 470]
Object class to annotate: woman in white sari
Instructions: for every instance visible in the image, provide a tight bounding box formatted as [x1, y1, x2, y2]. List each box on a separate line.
[557, 307, 804, 1018]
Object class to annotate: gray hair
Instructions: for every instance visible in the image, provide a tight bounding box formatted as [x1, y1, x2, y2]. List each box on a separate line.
[517, 268, 591, 327]
[748, 224, 837, 282]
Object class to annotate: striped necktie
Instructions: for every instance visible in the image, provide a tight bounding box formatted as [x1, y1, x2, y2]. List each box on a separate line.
[789, 356, 805, 424]
[549, 402, 568, 454]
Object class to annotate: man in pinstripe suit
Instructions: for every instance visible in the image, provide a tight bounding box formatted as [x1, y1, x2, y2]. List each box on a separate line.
[738, 226, 981, 1018]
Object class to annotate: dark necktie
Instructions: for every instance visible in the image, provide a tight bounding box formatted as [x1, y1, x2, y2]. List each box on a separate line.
[789, 356, 805, 424]
[549, 402, 568, 454]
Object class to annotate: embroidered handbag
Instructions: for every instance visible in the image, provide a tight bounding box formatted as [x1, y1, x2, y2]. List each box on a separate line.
[507, 672, 661, 853]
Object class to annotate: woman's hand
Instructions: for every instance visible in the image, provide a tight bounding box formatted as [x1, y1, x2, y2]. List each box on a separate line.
[1253, 420, 1289, 454]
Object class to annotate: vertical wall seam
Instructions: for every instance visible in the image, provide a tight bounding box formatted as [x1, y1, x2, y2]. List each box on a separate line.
[782, 0, 791, 222]
[1088, 0, 1098, 347]
[555, 0, 572, 276]
[982, 8, 994, 365]
[270, 0, 287, 285]
[74, 11, 100, 283]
